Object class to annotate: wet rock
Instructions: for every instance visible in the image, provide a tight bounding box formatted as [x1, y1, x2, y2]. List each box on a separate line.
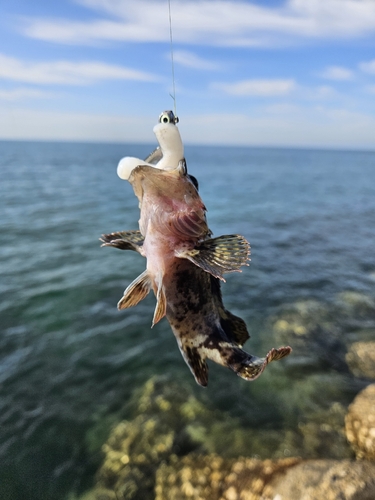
[345, 384, 375, 460]
[155, 454, 300, 500]
[264, 459, 375, 500]
[346, 342, 375, 379]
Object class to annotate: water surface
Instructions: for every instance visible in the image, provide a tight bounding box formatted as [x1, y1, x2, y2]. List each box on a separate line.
[1, 141, 375, 499]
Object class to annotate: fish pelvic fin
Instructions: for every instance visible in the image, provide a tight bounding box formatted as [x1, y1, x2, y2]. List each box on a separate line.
[180, 344, 209, 387]
[152, 283, 167, 327]
[100, 230, 144, 253]
[176, 234, 250, 281]
[219, 309, 250, 347]
[228, 346, 292, 381]
[117, 270, 151, 310]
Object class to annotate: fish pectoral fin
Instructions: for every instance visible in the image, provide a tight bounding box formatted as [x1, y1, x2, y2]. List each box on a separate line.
[228, 345, 292, 381]
[180, 344, 208, 387]
[220, 310, 250, 347]
[152, 284, 167, 327]
[100, 230, 144, 253]
[177, 235, 250, 281]
[117, 270, 151, 310]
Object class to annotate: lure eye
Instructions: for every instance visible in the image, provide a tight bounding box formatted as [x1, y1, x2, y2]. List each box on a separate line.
[159, 110, 179, 124]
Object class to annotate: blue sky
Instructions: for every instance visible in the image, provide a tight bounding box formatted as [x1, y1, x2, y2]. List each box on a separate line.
[1, 0, 375, 148]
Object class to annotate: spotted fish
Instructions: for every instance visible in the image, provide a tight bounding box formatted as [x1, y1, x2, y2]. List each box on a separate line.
[101, 160, 291, 386]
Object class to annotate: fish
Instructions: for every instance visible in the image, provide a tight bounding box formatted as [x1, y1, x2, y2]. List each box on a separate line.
[101, 159, 291, 386]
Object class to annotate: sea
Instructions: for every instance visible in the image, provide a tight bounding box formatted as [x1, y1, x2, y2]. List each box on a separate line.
[1, 140, 375, 499]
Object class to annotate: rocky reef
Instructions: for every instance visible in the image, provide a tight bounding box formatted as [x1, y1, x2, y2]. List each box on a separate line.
[80, 381, 375, 500]
[79, 291, 375, 500]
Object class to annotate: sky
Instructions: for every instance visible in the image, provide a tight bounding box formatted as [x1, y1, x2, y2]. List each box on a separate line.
[1, 0, 375, 148]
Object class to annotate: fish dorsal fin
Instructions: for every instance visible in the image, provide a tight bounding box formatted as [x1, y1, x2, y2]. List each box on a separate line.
[176, 234, 250, 281]
[117, 270, 151, 310]
[101, 230, 144, 253]
[180, 344, 209, 387]
[220, 310, 250, 347]
[152, 283, 167, 327]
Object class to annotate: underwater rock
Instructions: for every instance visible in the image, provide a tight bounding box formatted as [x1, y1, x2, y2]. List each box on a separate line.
[297, 401, 353, 460]
[264, 459, 375, 500]
[86, 377, 214, 500]
[345, 384, 375, 460]
[155, 454, 300, 500]
[271, 300, 347, 372]
[346, 342, 375, 379]
[338, 292, 375, 318]
[80, 376, 370, 499]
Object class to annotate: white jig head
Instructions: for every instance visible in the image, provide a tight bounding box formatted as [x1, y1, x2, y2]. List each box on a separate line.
[117, 110, 184, 181]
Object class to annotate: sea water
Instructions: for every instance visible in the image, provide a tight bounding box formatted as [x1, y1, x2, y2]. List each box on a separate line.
[1, 141, 375, 499]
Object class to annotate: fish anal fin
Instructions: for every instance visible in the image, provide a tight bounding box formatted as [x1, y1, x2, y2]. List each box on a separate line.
[152, 284, 167, 327]
[100, 230, 144, 253]
[177, 234, 250, 281]
[117, 270, 151, 310]
[220, 310, 250, 347]
[180, 345, 208, 387]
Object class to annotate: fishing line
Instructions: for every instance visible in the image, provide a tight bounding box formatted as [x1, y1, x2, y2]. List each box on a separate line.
[168, 0, 177, 118]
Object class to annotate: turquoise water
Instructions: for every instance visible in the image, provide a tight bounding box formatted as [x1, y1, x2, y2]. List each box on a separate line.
[1, 141, 375, 499]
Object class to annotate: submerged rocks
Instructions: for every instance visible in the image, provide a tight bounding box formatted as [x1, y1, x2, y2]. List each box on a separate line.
[345, 384, 375, 460]
[84, 377, 214, 499]
[338, 291, 375, 319]
[271, 299, 347, 372]
[80, 375, 375, 500]
[346, 342, 375, 379]
[79, 288, 375, 499]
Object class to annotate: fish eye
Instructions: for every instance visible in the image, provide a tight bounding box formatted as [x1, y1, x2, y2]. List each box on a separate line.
[159, 110, 178, 124]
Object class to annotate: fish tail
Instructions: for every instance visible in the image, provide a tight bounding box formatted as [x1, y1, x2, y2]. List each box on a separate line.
[178, 340, 291, 387]
[227, 346, 292, 381]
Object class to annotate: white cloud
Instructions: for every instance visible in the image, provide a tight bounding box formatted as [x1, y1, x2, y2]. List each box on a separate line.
[179, 107, 375, 149]
[319, 65, 354, 80]
[359, 59, 375, 73]
[297, 83, 339, 100]
[212, 79, 297, 96]
[0, 107, 156, 142]
[172, 51, 220, 70]
[0, 53, 159, 86]
[18, 0, 375, 47]
[0, 87, 57, 101]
